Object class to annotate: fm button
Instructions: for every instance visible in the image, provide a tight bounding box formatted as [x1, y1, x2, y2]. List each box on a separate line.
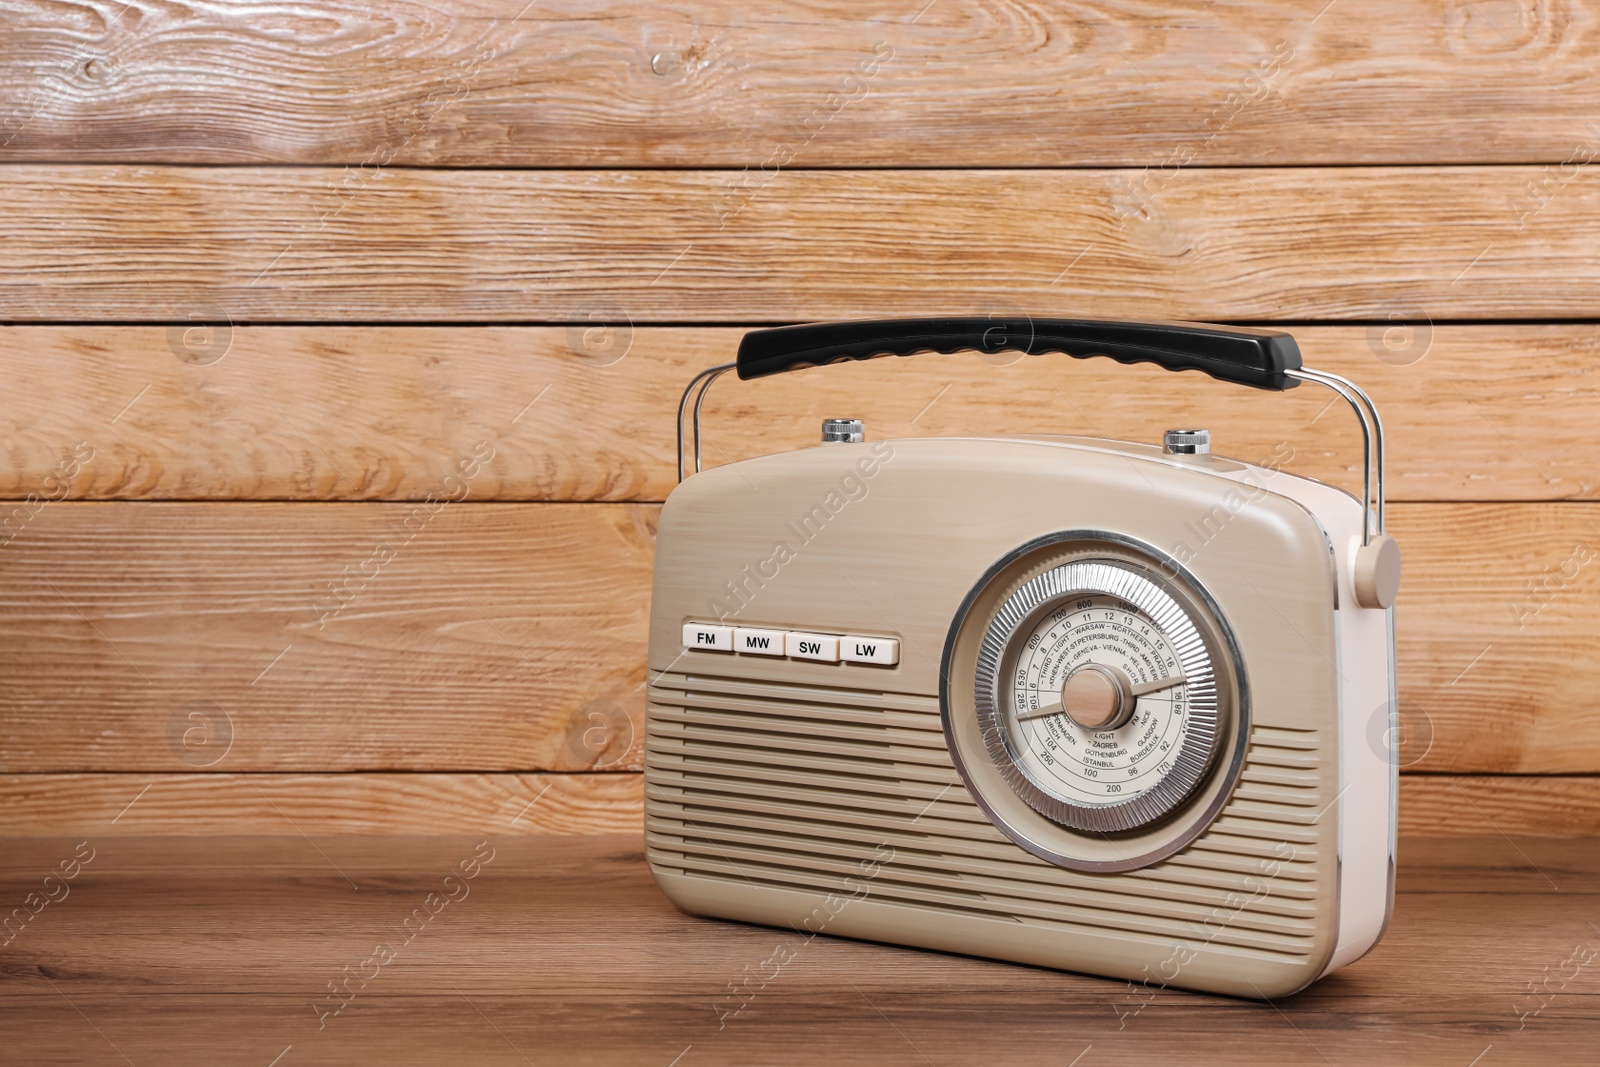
[682, 623, 733, 651]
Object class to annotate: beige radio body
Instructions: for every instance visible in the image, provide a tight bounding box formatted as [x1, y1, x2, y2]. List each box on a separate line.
[644, 319, 1398, 999]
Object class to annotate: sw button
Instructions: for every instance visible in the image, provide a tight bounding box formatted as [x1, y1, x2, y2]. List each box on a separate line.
[841, 635, 899, 665]
[784, 632, 840, 662]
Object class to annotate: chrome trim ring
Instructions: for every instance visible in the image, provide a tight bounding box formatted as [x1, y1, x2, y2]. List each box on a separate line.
[975, 560, 1221, 832]
[942, 529, 1252, 871]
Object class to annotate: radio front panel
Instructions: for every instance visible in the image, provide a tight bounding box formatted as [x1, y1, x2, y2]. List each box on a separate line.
[646, 435, 1359, 998]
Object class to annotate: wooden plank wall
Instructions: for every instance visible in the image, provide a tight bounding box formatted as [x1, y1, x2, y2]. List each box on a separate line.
[2, 0, 1599, 836]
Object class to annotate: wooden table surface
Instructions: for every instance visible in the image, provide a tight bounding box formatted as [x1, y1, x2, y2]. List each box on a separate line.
[1, 832, 1595, 1066]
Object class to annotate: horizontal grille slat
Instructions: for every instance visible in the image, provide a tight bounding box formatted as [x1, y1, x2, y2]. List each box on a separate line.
[647, 753, 1324, 848]
[646, 752, 960, 802]
[650, 735, 965, 787]
[651, 719, 956, 768]
[652, 673, 939, 715]
[647, 673, 1326, 963]
[647, 787, 1321, 882]
[648, 838, 1315, 957]
[645, 800, 1320, 907]
[650, 700, 944, 738]
[649, 772, 991, 826]
[647, 827, 1317, 933]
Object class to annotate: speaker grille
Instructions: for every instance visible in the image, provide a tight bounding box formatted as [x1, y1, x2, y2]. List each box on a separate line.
[646, 672, 1323, 961]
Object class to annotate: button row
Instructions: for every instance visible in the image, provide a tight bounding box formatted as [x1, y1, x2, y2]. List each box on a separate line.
[682, 623, 899, 665]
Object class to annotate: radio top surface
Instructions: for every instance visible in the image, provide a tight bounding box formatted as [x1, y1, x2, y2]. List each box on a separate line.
[650, 430, 1348, 705]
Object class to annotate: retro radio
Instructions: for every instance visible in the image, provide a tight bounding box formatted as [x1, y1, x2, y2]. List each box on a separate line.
[645, 318, 1399, 998]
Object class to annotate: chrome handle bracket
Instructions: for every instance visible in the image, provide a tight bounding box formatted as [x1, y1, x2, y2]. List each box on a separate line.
[676, 361, 737, 482]
[1285, 367, 1386, 545]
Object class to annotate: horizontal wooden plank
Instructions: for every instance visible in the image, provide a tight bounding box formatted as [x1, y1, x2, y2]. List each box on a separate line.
[2, 324, 1596, 503]
[3, 166, 1600, 321]
[1391, 503, 1600, 774]
[1401, 776, 1600, 839]
[4, 1, 1600, 166]
[0, 773, 642, 837]
[18, 991, 1597, 1067]
[2, 773, 1599, 837]
[0, 833, 1595, 1065]
[1, 501, 1598, 774]
[0, 502, 658, 773]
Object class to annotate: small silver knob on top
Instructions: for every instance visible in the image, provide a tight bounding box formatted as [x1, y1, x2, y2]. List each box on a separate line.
[821, 418, 865, 443]
[1163, 428, 1210, 455]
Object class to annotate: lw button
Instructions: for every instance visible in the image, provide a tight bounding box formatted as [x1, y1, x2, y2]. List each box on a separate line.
[840, 635, 899, 665]
[785, 632, 840, 662]
[682, 622, 733, 652]
[734, 627, 786, 656]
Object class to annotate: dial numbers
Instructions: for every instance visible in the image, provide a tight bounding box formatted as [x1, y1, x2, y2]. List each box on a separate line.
[973, 558, 1224, 834]
[1007, 595, 1189, 806]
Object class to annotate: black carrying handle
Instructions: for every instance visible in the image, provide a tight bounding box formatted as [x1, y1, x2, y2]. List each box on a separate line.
[736, 317, 1302, 391]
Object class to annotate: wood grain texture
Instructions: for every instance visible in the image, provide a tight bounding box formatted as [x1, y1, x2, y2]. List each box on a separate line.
[0, 502, 657, 773]
[1392, 503, 1600, 773]
[4, 166, 1600, 321]
[2, 324, 1596, 503]
[0, 0, 1587, 881]
[4, 773, 1600, 837]
[0, 833, 1595, 1065]
[1, 501, 1598, 773]
[4, 1, 1600, 166]
[1401, 776, 1600, 838]
[0, 773, 642, 837]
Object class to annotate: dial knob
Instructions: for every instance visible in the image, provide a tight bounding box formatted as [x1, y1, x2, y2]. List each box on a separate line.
[1060, 663, 1134, 731]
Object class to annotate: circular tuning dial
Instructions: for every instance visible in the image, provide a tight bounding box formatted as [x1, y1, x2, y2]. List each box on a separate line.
[975, 558, 1226, 834]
